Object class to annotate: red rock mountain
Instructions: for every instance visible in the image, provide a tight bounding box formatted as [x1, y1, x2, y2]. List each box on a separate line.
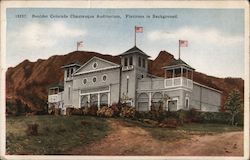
[6, 50, 244, 111]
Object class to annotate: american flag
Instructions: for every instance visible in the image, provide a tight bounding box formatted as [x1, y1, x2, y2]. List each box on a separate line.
[179, 40, 188, 47]
[135, 26, 143, 33]
[77, 41, 83, 51]
[77, 41, 83, 47]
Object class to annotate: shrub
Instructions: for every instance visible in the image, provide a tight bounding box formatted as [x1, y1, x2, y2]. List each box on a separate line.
[70, 108, 83, 115]
[87, 105, 98, 116]
[120, 106, 136, 118]
[66, 107, 74, 116]
[175, 110, 188, 126]
[235, 112, 244, 126]
[97, 106, 114, 118]
[25, 112, 37, 116]
[54, 108, 61, 116]
[187, 109, 235, 125]
[110, 103, 122, 117]
[187, 108, 202, 123]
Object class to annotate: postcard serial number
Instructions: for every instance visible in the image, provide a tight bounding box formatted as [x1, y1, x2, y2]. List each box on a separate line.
[15, 14, 27, 18]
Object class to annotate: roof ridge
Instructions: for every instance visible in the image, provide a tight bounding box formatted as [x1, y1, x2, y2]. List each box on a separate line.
[163, 58, 194, 70]
[120, 46, 150, 57]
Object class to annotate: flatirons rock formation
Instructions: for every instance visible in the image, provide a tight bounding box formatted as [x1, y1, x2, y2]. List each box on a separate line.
[6, 50, 244, 111]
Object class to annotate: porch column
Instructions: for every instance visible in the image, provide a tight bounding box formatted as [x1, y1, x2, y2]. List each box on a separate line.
[97, 93, 100, 109]
[108, 92, 111, 106]
[87, 94, 90, 108]
[172, 69, 175, 86]
[148, 92, 152, 111]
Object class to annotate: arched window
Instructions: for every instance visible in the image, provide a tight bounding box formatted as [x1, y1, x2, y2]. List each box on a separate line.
[80, 95, 88, 108]
[152, 92, 163, 110]
[90, 94, 98, 107]
[137, 93, 149, 112]
[100, 93, 108, 107]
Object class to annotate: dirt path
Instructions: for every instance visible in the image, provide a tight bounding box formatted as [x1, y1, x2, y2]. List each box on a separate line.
[67, 119, 243, 156]
[165, 131, 243, 156]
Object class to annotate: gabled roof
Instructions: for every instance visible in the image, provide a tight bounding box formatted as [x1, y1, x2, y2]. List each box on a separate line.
[73, 56, 120, 76]
[47, 83, 64, 89]
[61, 62, 81, 68]
[120, 46, 150, 57]
[163, 58, 195, 70]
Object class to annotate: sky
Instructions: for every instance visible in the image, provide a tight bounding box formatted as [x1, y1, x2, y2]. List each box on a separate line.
[6, 8, 245, 78]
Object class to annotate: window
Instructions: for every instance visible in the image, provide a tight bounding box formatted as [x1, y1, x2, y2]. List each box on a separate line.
[83, 78, 87, 84]
[70, 68, 74, 75]
[92, 62, 98, 69]
[124, 58, 128, 66]
[141, 74, 144, 78]
[102, 75, 107, 82]
[138, 57, 141, 67]
[66, 68, 70, 77]
[92, 77, 97, 83]
[185, 97, 189, 108]
[129, 56, 133, 65]
[68, 86, 71, 100]
[142, 59, 146, 68]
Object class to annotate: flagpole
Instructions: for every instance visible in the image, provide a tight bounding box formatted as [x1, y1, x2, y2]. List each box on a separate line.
[178, 40, 180, 59]
[134, 26, 136, 46]
[77, 42, 78, 51]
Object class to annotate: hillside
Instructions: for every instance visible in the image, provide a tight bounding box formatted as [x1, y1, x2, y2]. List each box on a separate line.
[6, 50, 244, 112]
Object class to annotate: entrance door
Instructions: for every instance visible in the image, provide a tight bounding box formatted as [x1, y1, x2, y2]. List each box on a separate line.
[168, 100, 177, 111]
[80, 95, 88, 109]
[90, 94, 98, 107]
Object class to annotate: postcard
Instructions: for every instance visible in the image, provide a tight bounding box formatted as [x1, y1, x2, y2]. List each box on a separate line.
[0, 1, 249, 160]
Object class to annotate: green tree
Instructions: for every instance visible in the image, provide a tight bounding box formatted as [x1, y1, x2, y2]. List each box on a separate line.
[225, 89, 243, 126]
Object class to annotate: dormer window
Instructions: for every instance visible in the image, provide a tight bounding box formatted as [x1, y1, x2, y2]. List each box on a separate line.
[129, 56, 133, 65]
[124, 57, 128, 66]
[70, 68, 74, 75]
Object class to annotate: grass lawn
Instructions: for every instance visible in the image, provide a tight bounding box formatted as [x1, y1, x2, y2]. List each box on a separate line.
[121, 118, 243, 141]
[6, 115, 243, 155]
[6, 115, 111, 155]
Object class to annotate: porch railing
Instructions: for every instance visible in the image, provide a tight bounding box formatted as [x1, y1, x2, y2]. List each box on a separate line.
[164, 77, 193, 89]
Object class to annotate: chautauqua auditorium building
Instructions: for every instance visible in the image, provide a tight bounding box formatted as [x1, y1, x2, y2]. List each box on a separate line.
[48, 46, 222, 115]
